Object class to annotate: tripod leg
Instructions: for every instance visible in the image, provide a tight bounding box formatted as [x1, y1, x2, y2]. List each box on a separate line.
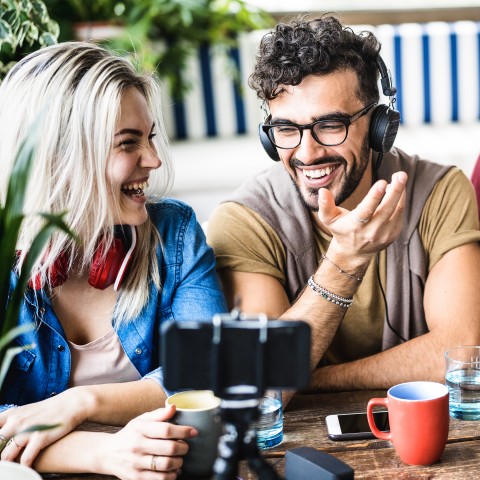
[244, 430, 283, 480]
[213, 426, 242, 480]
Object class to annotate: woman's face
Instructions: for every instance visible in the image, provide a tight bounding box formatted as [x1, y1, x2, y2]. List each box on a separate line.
[106, 87, 161, 226]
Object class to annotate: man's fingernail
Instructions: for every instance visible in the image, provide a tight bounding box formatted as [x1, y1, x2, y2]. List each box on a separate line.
[395, 172, 407, 184]
[318, 188, 327, 203]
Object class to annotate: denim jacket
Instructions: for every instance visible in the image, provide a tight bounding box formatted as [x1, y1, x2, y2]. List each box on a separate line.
[1, 199, 227, 407]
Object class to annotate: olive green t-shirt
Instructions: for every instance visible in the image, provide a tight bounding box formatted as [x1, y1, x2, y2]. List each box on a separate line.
[207, 167, 480, 365]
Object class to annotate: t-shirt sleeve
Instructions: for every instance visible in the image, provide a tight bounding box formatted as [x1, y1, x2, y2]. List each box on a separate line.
[419, 167, 480, 271]
[206, 202, 287, 285]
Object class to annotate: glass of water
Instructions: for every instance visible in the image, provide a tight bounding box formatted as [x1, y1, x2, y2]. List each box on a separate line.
[252, 389, 283, 449]
[445, 345, 480, 420]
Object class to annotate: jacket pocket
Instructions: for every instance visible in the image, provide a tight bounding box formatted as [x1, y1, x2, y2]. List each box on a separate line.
[0, 347, 36, 405]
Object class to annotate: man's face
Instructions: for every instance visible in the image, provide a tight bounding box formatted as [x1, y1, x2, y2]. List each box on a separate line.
[268, 70, 373, 212]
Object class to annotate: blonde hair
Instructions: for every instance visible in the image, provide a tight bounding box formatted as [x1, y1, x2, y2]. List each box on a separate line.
[0, 42, 174, 323]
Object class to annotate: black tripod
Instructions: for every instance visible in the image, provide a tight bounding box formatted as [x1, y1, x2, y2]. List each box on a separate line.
[213, 396, 282, 480]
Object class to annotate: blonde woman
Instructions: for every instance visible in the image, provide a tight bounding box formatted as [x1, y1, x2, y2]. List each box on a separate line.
[0, 42, 226, 479]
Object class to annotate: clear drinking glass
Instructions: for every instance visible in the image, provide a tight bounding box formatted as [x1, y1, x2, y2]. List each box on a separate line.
[252, 389, 283, 449]
[445, 345, 480, 420]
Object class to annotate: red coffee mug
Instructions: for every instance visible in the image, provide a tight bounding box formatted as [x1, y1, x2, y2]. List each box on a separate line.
[367, 381, 449, 465]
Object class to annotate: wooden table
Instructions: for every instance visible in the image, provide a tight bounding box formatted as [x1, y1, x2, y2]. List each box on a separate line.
[41, 390, 480, 480]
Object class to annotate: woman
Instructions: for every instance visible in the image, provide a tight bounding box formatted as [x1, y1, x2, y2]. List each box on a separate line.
[0, 42, 227, 478]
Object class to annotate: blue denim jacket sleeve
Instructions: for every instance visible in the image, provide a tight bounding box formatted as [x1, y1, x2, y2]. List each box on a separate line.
[170, 205, 226, 321]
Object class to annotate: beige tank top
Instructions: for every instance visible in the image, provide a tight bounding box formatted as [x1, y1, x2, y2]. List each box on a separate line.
[68, 328, 141, 387]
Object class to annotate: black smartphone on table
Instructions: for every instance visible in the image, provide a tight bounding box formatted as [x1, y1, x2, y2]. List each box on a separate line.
[325, 410, 390, 441]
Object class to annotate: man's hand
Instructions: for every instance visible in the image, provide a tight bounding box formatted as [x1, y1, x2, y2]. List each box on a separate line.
[317, 171, 407, 260]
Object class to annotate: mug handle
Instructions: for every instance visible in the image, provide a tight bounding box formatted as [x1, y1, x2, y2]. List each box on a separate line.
[367, 398, 391, 440]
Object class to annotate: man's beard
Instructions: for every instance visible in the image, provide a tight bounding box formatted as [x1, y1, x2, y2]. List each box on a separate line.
[289, 135, 371, 212]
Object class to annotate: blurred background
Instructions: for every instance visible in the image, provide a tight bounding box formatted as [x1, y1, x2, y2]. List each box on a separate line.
[1, 0, 479, 223]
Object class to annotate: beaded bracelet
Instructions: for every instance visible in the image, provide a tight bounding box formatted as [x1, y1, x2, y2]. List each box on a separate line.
[321, 254, 362, 282]
[307, 275, 353, 308]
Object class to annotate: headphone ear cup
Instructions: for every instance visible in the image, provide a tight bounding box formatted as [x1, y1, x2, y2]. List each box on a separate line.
[28, 250, 70, 290]
[258, 123, 281, 162]
[369, 104, 400, 153]
[89, 237, 127, 290]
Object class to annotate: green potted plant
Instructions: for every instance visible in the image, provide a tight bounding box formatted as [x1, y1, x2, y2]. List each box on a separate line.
[0, 124, 73, 475]
[0, 0, 59, 83]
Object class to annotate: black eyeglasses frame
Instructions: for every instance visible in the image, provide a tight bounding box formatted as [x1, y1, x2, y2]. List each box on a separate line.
[262, 102, 378, 150]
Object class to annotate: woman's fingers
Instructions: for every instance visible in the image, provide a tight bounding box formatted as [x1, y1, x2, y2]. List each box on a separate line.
[140, 437, 189, 458]
[102, 418, 191, 480]
[0, 431, 50, 467]
[16, 431, 47, 467]
[137, 405, 177, 422]
[127, 408, 198, 443]
[143, 452, 183, 472]
[143, 422, 197, 443]
[0, 435, 24, 461]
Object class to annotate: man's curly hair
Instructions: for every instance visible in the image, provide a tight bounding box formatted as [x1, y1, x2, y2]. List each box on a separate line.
[249, 16, 381, 105]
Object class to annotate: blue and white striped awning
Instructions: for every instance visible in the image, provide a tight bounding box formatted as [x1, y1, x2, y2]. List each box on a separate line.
[161, 21, 480, 140]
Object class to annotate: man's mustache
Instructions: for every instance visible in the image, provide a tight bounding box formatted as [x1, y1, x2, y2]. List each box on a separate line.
[290, 155, 346, 169]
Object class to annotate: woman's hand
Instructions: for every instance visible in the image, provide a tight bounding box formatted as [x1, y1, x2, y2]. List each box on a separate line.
[95, 405, 197, 480]
[0, 387, 89, 464]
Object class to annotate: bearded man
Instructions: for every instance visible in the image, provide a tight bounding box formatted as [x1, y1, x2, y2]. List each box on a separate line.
[207, 16, 480, 397]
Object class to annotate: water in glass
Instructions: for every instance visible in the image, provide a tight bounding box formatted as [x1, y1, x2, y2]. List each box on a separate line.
[446, 368, 480, 420]
[253, 394, 283, 450]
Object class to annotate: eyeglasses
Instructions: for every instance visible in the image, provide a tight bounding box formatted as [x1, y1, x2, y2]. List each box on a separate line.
[262, 102, 377, 150]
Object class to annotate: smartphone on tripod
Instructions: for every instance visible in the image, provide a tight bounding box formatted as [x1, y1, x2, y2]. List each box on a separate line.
[161, 313, 311, 480]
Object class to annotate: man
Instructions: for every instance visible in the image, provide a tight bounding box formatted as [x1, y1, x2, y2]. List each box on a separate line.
[207, 16, 480, 394]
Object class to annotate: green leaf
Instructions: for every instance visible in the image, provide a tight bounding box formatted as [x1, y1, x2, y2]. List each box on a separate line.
[0, 110, 75, 380]
[0, 323, 34, 352]
[3, 213, 76, 343]
[18, 423, 62, 435]
[4, 116, 40, 223]
[0, 19, 13, 41]
[40, 30, 56, 46]
[0, 342, 34, 388]
[0, 422, 62, 454]
[0, 215, 23, 318]
[0, 0, 58, 82]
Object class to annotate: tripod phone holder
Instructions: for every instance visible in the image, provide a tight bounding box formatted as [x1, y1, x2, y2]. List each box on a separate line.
[162, 310, 312, 479]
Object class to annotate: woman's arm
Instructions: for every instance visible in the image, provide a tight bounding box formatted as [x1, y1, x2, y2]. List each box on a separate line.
[0, 378, 166, 465]
[31, 406, 197, 479]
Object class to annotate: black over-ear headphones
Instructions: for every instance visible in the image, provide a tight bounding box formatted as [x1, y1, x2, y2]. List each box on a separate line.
[258, 55, 401, 163]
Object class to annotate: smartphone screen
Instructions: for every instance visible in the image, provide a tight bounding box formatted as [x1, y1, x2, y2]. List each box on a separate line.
[326, 411, 390, 441]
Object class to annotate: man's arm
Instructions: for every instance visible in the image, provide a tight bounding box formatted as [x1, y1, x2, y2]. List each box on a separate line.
[311, 241, 480, 390]
[218, 172, 408, 401]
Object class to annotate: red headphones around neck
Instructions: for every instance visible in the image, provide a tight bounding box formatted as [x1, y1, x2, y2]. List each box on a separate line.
[28, 225, 137, 291]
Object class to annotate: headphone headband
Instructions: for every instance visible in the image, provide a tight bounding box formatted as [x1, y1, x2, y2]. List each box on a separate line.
[376, 56, 397, 99]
